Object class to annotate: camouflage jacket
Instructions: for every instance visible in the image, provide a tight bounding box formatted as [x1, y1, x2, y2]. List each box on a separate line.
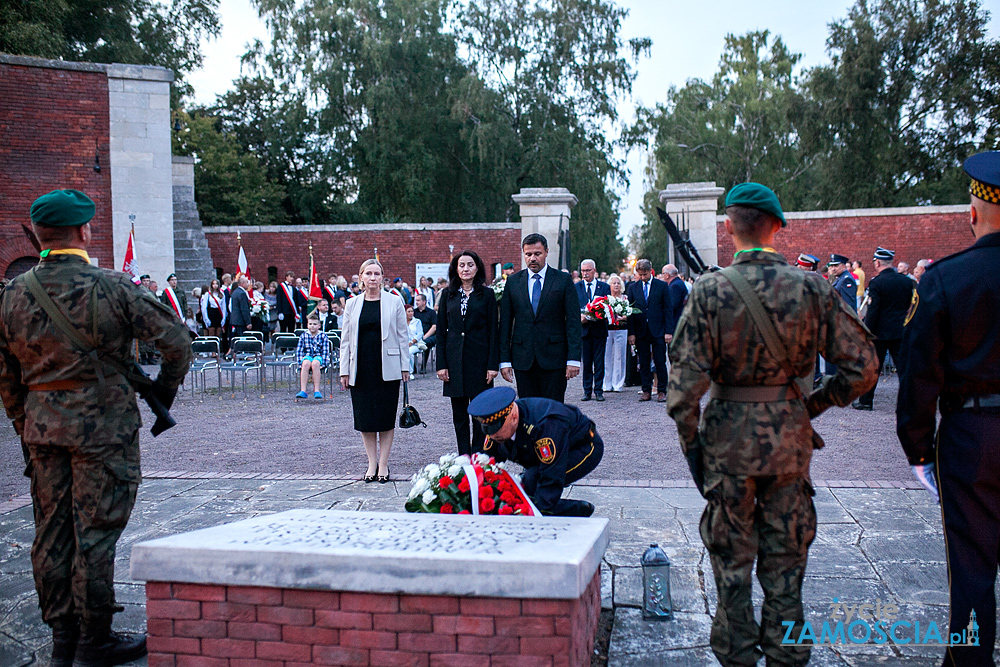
[0, 255, 192, 445]
[667, 250, 878, 477]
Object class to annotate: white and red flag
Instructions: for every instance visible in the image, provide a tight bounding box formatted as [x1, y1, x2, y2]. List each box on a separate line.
[121, 230, 141, 284]
[237, 244, 249, 279]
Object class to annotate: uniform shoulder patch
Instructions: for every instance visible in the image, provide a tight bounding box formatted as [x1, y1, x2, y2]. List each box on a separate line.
[525, 424, 534, 435]
[535, 437, 556, 464]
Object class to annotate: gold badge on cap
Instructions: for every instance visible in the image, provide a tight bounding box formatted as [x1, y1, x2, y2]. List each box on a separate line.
[535, 438, 556, 464]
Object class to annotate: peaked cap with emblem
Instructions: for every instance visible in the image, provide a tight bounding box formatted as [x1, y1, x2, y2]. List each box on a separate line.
[873, 247, 895, 261]
[827, 253, 849, 266]
[30, 189, 95, 228]
[964, 151, 1000, 205]
[468, 387, 517, 436]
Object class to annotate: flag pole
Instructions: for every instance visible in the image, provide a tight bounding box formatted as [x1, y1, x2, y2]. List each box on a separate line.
[131, 214, 139, 363]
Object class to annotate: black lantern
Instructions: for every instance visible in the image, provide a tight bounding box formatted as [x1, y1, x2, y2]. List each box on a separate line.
[641, 543, 672, 620]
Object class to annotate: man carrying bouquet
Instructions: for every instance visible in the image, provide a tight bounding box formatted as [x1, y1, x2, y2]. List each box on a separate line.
[468, 387, 602, 517]
[576, 259, 611, 401]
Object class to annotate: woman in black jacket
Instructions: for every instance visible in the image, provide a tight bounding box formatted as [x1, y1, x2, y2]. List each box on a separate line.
[436, 250, 499, 455]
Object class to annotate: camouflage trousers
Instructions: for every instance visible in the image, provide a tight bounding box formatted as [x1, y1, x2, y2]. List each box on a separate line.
[25, 432, 140, 628]
[700, 472, 816, 667]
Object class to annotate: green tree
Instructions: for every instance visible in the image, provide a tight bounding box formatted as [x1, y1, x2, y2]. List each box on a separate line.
[172, 110, 288, 226]
[802, 0, 999, 207]
[627, 31, 812, 261]
[0, 0, 221, 102]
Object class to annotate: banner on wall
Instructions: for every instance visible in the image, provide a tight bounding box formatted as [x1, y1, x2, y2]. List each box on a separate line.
[415, 263, 450, 286]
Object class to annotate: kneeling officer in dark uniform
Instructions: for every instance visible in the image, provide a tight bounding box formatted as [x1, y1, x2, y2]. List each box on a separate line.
[469, 386, 602, 517]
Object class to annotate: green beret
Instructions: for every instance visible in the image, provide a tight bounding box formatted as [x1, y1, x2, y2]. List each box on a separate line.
[724, 183, 787, 227]
[502, 262, 514, 270]
[30, 190, 95, 228]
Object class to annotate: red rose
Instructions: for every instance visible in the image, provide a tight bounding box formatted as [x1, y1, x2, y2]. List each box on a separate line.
[501, 491, 517, 504]
[484, 471, 497, 483]
[438, 476, 453, 489]
[498, 505, 514, 516]
[458, 510, 471, 514]
[479, 485, 494, 498]
[440, 503, 454, 514]
[458, 476, 470, 492]
[479, 497, 496, 513]
[515, 504, 529, 515]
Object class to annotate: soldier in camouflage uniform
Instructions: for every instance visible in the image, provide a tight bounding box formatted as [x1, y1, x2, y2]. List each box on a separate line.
[667, 183, 878, 667]
[0, 190, 192, 667]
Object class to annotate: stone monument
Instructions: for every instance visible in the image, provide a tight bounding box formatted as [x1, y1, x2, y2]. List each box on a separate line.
[659, 182, 725, 270]
[513, 188, 578, 269]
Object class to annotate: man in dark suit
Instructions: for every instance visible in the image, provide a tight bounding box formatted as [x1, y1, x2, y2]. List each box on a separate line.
[499, 233, 582, 402]
[315, 298, 338, 332]
[230, 275, 253, 339]
[576, 259, 610, 401]
[663, 264, 688, 339]
[854, 247, 915, 410]
[626, 258, 671, 401]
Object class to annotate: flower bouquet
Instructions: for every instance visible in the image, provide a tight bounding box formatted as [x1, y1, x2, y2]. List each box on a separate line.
[490, 277, 507, 302]
[605, 295, 640, 326]
[250, 293, 270, 319]
[582, 295, 612, 323]
[405, 452, 538, 516]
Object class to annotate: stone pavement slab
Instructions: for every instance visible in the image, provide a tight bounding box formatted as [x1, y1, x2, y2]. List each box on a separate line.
[1, 476, 997, 666]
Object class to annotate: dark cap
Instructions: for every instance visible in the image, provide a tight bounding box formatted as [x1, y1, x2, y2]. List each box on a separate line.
[30, 190, 95, 228]
[166, 273, 177, 282]
[502, 262, 514, 270]
[724, 183, 787, 227]
[873, 247, 895, 261]
[139, 274, 150, 280]
[796, 253, 819, 270]
[828, 254, 849, 266]
[964, 151, 1000, 204]
[468, 387, 517, 436]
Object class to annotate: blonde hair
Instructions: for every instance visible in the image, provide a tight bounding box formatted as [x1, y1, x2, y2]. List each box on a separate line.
[359, 259, 383, 275]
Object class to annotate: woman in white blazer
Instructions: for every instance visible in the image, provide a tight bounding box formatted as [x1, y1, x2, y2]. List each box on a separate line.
[340, 259, 409, 483]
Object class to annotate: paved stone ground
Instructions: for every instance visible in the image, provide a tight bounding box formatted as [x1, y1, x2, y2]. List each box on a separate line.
[2, 476, 998, 666]
[0, 369, 912, 502]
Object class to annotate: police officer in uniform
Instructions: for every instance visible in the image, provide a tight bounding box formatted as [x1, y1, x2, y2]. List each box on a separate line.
[468, 386, 602, 517]
[794, 253, 819, 272]
[897, 151, 1000, 667]
[0, 190, 192, 667]
[853, 246, 915, 411]
[827, 254, 858, 311]
[667, 183, 877, 667]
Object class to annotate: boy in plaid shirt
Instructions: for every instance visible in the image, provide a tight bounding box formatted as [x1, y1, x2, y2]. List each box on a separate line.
[296, 314, 331, 399]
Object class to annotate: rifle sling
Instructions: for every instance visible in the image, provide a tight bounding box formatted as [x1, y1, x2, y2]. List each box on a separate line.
[717, 266, 809, 401]
[24, 269, 136, 405]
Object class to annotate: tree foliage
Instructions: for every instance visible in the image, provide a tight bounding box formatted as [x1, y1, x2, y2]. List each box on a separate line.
[172, 110, 288, 226]
[629, 0, 999, 261]
[0, 0, 221, 101]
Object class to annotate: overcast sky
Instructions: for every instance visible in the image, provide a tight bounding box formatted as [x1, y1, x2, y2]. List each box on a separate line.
[185, 0, 1000, 239]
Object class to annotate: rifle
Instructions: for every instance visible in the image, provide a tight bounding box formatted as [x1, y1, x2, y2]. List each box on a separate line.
[656, 208, 719, 275]
[20, 225, 176, 437]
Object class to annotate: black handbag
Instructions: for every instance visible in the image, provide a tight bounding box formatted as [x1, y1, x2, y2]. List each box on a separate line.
[399, 381, 427, 428]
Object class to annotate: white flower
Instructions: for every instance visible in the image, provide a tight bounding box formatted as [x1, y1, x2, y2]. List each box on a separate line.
[423, 464, 441, 477]
[439, 453, 456, 466]
[421, 489, 436, 505]
[472, 453, 490, 466]
[411, 477, 429, 496]
[455, 455, 471, 465]
[447, 465, 462, 478]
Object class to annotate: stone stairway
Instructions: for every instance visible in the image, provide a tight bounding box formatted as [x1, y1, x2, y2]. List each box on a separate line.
[172, 156, 215, 297]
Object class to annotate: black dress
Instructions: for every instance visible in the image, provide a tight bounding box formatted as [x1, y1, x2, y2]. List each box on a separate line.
[350, 299, 400, 432]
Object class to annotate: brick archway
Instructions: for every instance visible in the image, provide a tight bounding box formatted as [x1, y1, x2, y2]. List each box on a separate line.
[0, 236, 39, 278]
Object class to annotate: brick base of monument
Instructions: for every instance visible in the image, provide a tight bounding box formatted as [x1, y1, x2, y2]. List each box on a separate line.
[144, 568, 601, 667]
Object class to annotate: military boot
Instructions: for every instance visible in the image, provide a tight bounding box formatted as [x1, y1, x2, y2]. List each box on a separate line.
[72, 618, 146, 667]
[50, 618, 80, 667]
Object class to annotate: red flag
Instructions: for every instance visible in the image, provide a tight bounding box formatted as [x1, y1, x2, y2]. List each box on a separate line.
[308, 255, 323, 300]
[122, 230, 141, 284]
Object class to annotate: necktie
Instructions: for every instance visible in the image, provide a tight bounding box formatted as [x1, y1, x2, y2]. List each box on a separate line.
[588, 282, 593, 301]
[643, 281, 648, 301]
[531, 273, 542, 314]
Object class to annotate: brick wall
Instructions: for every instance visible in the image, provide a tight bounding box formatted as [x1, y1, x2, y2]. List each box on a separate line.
[715, 206, 970, 284]
[145, 570, 601, 666]
[205, 226, 523, 286]
[0, 61, 113, 276]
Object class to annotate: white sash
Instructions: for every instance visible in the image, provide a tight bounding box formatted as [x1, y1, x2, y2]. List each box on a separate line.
[164, 287, 183, 318]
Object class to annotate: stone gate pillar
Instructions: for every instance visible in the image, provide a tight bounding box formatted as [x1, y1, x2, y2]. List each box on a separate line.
[659, 182, 725, 269]
[512, 188, 578, 270]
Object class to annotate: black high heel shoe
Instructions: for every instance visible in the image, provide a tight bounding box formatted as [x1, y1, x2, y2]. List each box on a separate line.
[378, 467, 390, 484]
[364, 469, 377, 483]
